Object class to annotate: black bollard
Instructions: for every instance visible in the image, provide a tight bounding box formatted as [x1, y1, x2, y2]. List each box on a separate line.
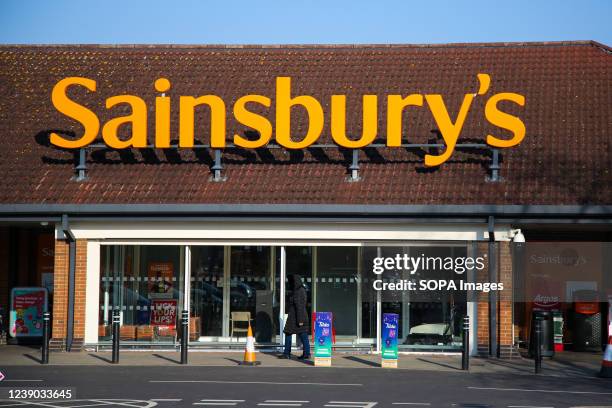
[41, 312, 50, 364]
[462, 315, 470, 370]
[181, 310, 189, 364]
[112, 310, 120, 364]
[534, 316, 542, 374]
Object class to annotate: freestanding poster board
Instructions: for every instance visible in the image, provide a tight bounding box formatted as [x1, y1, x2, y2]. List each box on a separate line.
[9, 287, 48, 338]
[314, 312, 333, 367]
[381, 313, 399, 368]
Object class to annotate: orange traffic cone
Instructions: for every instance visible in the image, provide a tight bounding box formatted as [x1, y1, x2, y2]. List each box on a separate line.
[240, 323, 261, 366]
[599, 297, 612, 378]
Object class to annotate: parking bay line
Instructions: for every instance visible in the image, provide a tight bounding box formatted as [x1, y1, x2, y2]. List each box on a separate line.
[468, 386, 612, 395]
[150, 380, 362, 386]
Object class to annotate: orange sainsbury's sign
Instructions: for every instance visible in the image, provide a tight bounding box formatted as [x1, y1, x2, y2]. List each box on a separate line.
[49, 74, 525, 167]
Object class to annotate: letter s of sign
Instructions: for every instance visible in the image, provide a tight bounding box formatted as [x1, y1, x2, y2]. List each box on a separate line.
[233, 94, 273, 148]
[50, 77, 100, 148]
[485, 92, 526, 148]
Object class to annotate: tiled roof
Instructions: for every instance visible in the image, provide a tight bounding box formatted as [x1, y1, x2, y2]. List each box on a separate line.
[0, 41, 610, 205]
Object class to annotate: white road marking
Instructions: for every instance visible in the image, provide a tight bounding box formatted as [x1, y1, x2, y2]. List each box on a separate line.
[90, 400, 157, 408]
[324, 402, 377, 408]
[0, 400, 156, 408]
[60, 404, 108, 408]
[151, 399, 182, 402]
[508, 406, 555, 408]
[469, 386, 612, 395]
[258, 401, 308, 407]
[193, 400, 244, 406]
[392, 404, 431, 406]
[150, 380, 361, 386]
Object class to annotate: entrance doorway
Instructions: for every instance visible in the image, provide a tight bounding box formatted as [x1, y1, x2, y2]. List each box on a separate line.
[1, 226, 54, 345]
[189, 246, 277, 343]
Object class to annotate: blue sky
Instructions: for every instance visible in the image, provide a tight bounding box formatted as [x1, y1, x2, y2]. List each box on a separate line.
[1, 0, 610, 45]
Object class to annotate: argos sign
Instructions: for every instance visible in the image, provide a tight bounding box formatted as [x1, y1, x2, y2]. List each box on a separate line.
[50, 74, 525, 167]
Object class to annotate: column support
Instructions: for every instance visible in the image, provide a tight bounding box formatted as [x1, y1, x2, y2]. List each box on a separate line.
[279, 246, 286, 347]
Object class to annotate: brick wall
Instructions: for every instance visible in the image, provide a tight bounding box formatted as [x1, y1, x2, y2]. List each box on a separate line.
[50, 238, 87, 351]
[498, 240, 517, 358]
[50, 240, 68, 350]
[476, 241, 518, 358]
[0, 228, 8, 344]
[476, 242, 490, 356]
[73, 239, 88, 347]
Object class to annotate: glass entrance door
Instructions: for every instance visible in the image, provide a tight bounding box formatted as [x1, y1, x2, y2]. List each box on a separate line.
[316, 247, 359, 338]
[190, 246, 225, 339]
[230, 246, 275, 343]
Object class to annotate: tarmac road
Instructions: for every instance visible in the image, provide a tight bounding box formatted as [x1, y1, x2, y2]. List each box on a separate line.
[0, 365, 611, 408]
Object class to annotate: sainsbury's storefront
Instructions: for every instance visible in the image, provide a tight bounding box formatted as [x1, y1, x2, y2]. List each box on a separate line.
[0, 41, 610, 357]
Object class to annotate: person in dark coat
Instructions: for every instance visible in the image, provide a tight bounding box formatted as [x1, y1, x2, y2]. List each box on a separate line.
[280, 274, 310, 359]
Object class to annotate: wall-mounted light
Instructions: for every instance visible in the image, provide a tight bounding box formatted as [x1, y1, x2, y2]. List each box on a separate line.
[510, 228, 525, 243]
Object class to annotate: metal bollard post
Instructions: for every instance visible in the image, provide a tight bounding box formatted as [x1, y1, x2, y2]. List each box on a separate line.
[534, 317, 542, 374]
[181, 310, 189, 365]
[41, 312, 50, 364]
[112, 310, 120, 364]
[462, 315, 470, 370]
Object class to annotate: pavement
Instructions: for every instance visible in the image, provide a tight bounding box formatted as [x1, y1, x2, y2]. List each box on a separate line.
[0, 345, 604, 378]
[0, 346, 610, 408]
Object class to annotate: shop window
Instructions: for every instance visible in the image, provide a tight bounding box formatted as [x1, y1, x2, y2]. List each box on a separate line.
[362, 245, 468, 350]
[99, 245, 183, 343]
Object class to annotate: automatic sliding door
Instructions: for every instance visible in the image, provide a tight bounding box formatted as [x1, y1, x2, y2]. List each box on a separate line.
[316, 247, 359, 337]
[190, 246, 225, 338]
[230, 246, 274, 343]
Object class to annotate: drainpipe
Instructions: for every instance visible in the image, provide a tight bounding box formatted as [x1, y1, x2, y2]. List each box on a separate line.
[488, 216, 498, 357]
[61, 214, 76, 352]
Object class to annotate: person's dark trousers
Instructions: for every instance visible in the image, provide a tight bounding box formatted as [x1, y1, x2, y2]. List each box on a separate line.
[299, 332, 311, 357]
[283, 333, 311, 356]
[283, 333, 292, 355]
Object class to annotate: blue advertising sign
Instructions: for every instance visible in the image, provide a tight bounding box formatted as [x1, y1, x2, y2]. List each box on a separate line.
[314, 312, 333, 358]
[382, 313, 399, 360]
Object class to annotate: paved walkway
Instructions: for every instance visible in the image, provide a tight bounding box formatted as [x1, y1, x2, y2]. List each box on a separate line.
[0, 345, 603, 378]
